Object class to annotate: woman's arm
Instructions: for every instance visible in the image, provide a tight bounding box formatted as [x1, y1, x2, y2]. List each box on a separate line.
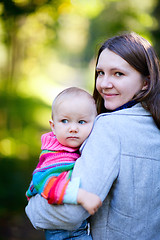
[25, 114, 120, 230]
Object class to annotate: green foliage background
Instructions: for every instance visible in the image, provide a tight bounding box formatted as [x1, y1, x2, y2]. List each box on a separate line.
[0, 0, 160, 239]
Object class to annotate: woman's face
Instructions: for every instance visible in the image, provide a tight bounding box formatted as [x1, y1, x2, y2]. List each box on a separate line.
[96, 49, 147, 111]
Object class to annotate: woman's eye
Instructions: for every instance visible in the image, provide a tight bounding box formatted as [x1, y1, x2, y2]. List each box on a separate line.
[115, 72, 124, 77]
[79, 120, 86, 124]
[97, 70, 104, 76]
[61, 119, 68, 123]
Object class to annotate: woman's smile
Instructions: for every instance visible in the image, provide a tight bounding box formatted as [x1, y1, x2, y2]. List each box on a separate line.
[102, 92, 119, 98]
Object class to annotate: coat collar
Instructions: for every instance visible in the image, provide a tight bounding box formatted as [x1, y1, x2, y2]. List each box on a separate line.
[98, 103, 151, 118]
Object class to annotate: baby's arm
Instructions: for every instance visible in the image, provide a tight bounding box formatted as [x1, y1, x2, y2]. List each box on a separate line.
[77, 188, 102, 215]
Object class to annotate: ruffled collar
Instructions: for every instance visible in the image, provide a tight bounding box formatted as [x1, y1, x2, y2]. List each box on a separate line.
[41, 132, 79, 152]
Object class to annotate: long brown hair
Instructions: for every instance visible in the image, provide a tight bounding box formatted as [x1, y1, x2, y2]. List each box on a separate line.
[93, 32, 160, 129]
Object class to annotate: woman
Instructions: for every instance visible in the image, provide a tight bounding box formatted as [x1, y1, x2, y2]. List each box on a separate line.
[26, 32, 160, 239]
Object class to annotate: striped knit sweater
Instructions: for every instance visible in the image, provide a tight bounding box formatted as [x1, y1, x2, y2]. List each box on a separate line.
[26, 132, 80, 204]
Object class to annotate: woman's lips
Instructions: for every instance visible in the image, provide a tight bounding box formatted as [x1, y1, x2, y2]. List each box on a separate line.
[103, 93, 118, 98]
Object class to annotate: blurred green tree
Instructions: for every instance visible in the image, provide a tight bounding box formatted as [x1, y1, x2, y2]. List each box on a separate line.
[151, 0, 160, 57]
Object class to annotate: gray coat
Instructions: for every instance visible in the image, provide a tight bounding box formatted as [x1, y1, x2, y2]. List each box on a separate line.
[25, 103, 160, 240]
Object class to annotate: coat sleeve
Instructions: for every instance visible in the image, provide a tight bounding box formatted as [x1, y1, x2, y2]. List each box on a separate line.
[25, 115, 120, 230]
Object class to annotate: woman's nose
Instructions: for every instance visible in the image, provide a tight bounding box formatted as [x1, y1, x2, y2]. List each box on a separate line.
[101, 75, 113, 88]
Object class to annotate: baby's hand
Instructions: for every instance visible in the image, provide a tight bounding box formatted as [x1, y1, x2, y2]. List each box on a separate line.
[77, 189, 102, 215]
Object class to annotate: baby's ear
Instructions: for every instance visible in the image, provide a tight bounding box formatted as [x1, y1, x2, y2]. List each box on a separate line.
[49, 119, 55, 133]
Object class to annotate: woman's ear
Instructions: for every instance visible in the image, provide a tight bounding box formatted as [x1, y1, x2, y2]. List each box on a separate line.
[49, 119, 55, 134]
[142, 76, 149, 90]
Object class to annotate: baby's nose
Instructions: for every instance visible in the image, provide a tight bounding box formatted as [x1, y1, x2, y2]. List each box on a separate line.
[69, 124, 79, 133]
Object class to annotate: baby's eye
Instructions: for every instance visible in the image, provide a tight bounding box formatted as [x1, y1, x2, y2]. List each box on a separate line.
[61, 119, 68, 123]
[115, 72, 124, 77]
[79, 120, 86, 124]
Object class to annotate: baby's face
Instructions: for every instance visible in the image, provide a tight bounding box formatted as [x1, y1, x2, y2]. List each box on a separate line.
[51, 97, 96, 148]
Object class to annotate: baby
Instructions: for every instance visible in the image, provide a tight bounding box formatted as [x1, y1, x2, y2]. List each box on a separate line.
[26, 87, 102, 240]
